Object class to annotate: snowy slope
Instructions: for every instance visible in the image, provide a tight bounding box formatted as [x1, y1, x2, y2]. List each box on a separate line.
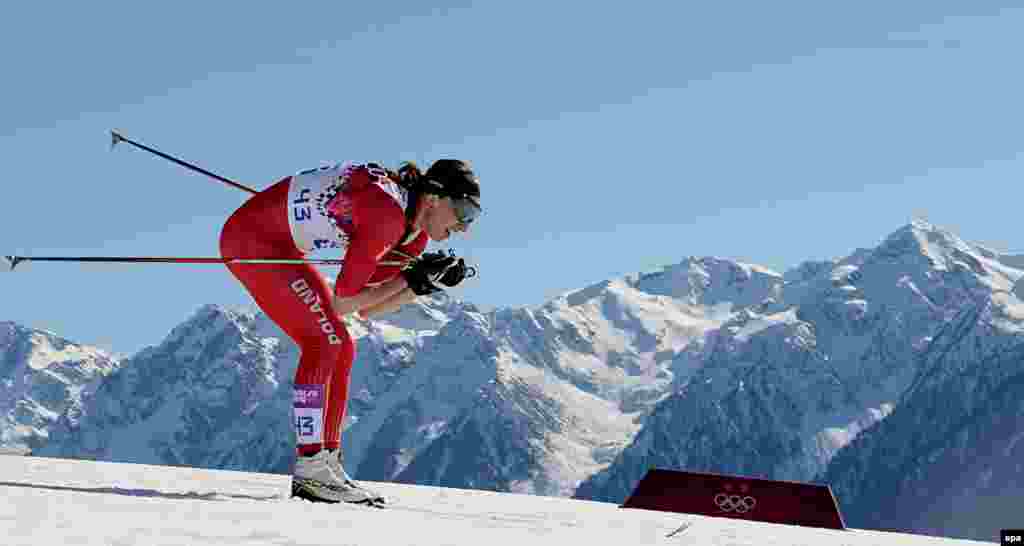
[0, 455, 992, 546]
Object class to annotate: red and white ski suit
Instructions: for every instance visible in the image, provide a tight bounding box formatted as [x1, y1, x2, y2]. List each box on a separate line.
[219, 163, 427, 453]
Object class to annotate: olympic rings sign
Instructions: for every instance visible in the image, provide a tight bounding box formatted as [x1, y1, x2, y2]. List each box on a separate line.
[714, 493, 757, 514]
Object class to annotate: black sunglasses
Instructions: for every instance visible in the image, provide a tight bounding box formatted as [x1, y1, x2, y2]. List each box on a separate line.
[450, 196, 481, 226]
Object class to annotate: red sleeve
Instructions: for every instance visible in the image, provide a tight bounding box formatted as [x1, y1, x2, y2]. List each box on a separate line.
[366, 230, 429, 286]
[333, 185, 406, 298]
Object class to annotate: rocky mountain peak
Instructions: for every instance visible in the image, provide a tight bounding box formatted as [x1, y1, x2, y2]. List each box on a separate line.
[0, 322, 120, 453]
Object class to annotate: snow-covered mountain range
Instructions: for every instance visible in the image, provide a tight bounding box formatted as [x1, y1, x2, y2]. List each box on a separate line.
[0, 322, 119, 454]
[3, 220, 1021, 541]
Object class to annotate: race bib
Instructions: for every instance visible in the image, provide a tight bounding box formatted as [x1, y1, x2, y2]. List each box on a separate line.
[293, 384, 324, 445]
[286, 161, 411, 254]
[287, 163, 352, 254]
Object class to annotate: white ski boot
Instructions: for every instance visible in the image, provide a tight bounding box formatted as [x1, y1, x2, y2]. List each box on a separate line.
[291, 449, 377, 505]
[326, 448, 387, 505]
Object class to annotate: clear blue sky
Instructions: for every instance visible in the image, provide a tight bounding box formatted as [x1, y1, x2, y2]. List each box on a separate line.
[3, 1, 1023, 356]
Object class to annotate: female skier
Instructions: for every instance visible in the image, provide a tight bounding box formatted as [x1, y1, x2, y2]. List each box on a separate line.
[219, 159, 481, 505]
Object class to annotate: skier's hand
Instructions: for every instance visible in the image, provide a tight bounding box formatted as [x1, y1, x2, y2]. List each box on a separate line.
[402, 250, 476, 295]
[436, 255, 473, 288]
[402, 251, 456, 296]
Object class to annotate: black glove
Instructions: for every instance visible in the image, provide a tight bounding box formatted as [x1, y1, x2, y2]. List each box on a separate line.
[402, 250, 477, 296]
[402, 251, 456, 296]
[438, 256, 473, 286]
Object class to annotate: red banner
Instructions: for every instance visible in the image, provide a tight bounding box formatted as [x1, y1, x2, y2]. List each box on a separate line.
[621, 468, 846, 530]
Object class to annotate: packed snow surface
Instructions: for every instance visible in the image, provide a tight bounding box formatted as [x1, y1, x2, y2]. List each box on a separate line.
[0, 455, 990, 546]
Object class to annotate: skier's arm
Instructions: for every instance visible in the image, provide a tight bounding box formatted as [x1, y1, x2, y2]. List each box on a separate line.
[357, 287, 418, 319]
[331, 186, 406, 314]
[334, 276, 408, 317]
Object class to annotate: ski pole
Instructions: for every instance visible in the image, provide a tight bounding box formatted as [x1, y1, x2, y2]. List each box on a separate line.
[4, 255, 344, 271]
[110, 131, 259, 195]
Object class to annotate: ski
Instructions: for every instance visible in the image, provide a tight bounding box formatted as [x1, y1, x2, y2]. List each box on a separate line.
[289, 479, 388, 508]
